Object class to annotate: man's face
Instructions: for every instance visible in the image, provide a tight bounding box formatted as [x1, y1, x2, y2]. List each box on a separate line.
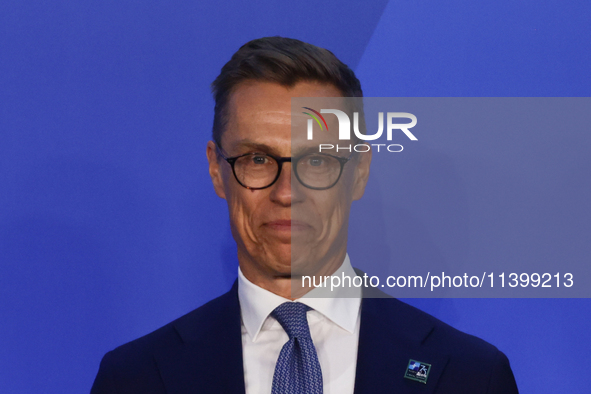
[206, 81, 371, 294]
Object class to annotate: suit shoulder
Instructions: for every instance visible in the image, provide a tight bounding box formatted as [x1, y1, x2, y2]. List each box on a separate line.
[360, 298, 518, 392]
[94, 287, 238, 380]
[365, 297, 502, 359]
[91, 285, 242, 393]
[395, 301, 519, 392]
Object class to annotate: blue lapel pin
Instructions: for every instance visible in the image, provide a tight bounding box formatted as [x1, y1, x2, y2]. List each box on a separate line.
[404, 359, 431, 384]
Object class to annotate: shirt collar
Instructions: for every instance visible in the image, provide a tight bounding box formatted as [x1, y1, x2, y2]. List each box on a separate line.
[238, 254, 361, 342]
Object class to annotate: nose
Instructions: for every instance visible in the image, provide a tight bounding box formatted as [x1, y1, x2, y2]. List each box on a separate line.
[269, 161, 294, 206]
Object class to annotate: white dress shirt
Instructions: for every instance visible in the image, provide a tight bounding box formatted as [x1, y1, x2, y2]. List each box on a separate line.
[238, 254, 362, 394]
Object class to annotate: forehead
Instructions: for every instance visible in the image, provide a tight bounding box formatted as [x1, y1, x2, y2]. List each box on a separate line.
[222, 81, 343, 153]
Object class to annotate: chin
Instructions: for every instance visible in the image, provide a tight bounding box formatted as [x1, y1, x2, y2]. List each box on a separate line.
[289, 252, 322, 277]
[260, 247, 291, 273]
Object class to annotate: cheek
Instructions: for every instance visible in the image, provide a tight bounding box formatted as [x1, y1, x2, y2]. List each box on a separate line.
[323, 199, 350, 238]
[226, 188, 265, 234]
[302, 191, 352, 239]
[323, 171, 356, 227]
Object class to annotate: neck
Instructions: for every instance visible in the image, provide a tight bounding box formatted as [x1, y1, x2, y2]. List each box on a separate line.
[239, 250, 346, 300]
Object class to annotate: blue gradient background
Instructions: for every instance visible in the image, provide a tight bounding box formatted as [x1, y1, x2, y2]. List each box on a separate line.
[1, 1, 589, 392]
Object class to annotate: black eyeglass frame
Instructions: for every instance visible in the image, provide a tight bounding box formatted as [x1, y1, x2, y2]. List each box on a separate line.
[216, 146, 352, 190]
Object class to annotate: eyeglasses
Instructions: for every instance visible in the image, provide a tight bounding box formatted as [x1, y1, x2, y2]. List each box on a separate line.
[216, 146, 352, 190]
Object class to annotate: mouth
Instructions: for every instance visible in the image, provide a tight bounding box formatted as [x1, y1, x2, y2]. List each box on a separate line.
[264, 220, 311, 232]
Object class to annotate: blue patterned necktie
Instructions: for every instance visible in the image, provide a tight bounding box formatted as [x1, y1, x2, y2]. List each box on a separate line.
[271, 302, 323, 394]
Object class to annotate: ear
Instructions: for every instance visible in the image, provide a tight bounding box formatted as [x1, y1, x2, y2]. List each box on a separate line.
[206, 140, 227, 200]
[352, 149, 372, 201]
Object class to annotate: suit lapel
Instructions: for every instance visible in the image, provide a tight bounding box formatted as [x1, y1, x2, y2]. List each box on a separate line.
[354, 298, 450, 393]
[154, 282, 245, 394]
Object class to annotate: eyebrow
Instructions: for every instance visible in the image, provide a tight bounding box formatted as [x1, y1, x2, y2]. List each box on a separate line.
[226, 139, 345, 158]
[226, 140, 284, 156]
[291, 145, 322, 156]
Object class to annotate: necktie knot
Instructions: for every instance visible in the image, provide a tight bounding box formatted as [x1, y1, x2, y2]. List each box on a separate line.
[271, 302, 323, 393]
[271, 302, 312, 339]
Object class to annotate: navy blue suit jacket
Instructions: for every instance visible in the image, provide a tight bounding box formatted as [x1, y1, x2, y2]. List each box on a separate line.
[91, 282, 518, 393]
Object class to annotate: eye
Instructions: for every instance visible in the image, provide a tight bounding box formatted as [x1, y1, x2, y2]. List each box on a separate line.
[307, 156, 325, 166]
[251, 155, 269, 164]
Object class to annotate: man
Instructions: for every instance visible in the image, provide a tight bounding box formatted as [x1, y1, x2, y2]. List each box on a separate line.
[91, 36, 518, 393]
